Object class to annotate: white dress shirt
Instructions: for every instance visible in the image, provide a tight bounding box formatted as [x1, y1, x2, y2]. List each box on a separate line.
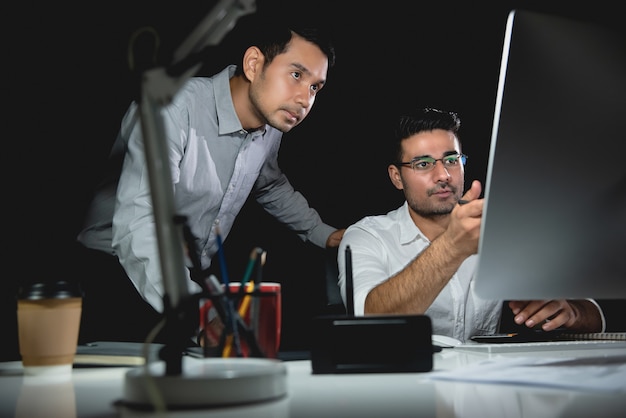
[337, 201, 502, 342]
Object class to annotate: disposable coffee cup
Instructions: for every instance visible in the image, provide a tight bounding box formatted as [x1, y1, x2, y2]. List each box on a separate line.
[17, 281, 82, 376]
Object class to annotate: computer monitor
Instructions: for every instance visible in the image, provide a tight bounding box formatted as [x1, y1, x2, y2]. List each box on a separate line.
[474, 9, 626, 299]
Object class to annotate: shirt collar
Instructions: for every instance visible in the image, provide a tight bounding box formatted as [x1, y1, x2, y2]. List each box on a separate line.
[215, 65, 247, 136]
[398, 201, 428, 245]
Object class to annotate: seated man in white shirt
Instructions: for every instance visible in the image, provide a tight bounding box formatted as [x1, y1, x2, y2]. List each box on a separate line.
[337, 107, 603, 342]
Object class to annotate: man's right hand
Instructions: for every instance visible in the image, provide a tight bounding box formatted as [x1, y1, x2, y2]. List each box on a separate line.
[448, 180, 483, 256]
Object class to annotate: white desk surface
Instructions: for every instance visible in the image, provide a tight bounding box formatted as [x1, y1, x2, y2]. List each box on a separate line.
[1, 343, 625, 418]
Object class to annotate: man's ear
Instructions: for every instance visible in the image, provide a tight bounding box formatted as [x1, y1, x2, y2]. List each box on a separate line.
[242, 46, 263, 82]
[388, 165, 404, 190]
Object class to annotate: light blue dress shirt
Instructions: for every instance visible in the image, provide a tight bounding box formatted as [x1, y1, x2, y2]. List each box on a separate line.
[78, 65, 336, 311]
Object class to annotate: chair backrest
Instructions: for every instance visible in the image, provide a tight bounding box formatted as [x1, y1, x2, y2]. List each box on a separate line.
[324, 247, 345, 314]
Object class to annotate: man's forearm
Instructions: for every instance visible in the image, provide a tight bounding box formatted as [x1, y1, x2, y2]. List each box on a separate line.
[567, 299, 603, 332]
[364, 237, 467, 314]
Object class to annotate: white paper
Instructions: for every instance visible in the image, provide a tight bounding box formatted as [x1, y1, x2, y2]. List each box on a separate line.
[428, 355, 626, 393]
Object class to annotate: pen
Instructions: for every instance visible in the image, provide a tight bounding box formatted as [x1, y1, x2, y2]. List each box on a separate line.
[214, 224, 231, 287]
[250, 250, 266, 342]
[458, 199, 469, 205]
[345, 245, 354, 317]
[203, 275, 228, 321]
[214, 224, 242, 357]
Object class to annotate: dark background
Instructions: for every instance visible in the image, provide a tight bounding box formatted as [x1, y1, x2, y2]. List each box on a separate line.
[3, 1, 621, 360]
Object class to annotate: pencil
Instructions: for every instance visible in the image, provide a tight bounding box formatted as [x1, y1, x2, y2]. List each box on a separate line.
[223, 280, 255, 358]
[238, 247, 261, 299]
[238, 281, 255, 318]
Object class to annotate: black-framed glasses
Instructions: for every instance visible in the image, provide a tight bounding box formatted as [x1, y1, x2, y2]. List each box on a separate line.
[396, 153, 468, 172]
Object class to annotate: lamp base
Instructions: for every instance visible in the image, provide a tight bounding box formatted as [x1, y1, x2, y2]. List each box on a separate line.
[122, 357, 287, 411]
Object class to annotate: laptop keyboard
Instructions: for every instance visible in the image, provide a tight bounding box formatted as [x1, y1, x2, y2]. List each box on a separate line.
[454, 340, 626, 354]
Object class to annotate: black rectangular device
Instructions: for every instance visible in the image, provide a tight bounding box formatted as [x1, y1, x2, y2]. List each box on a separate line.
[310, 314, 433, 374]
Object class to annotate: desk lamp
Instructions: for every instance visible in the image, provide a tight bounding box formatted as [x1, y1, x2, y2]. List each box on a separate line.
[121, 0, 287, 411]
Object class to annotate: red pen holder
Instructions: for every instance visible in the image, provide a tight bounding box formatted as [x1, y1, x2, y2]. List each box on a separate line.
[200, 282, 281, 358]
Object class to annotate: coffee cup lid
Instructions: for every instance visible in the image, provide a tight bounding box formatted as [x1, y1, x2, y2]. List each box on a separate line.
[18, 281, 82, 300]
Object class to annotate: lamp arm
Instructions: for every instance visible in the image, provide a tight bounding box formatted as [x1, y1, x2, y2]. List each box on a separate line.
[136, 0, 256, 369]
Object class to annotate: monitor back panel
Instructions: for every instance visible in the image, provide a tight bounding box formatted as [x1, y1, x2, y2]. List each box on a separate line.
[475, 10, 626, 299]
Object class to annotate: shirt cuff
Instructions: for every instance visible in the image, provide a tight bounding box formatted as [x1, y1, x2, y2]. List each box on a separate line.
[586, 298, 606, 332]
[307, 223, 338, 248]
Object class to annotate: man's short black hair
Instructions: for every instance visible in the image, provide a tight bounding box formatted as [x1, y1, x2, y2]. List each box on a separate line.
[390, 107, 462, 163]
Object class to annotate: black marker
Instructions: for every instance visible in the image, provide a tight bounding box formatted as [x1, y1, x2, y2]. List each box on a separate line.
[345, 245, 354, 317]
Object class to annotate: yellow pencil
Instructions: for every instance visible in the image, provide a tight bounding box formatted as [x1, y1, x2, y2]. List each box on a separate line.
[222, 280, 255, 357]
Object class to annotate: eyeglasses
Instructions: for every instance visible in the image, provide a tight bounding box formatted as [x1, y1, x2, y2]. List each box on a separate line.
[396, 153, 468, 172]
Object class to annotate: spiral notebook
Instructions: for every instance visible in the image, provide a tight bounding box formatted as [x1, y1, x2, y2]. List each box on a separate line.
[471, 331, 626, 344]
[457, 339, 626, 354]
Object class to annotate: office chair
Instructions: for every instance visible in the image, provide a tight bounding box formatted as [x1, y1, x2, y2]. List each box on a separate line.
[323, 247, 346, 315]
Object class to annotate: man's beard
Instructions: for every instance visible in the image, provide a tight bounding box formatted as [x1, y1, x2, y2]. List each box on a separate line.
[406, 196, 454, 219]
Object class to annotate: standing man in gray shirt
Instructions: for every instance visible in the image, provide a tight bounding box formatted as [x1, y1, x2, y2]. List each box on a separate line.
[76, 15, 344, 344]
